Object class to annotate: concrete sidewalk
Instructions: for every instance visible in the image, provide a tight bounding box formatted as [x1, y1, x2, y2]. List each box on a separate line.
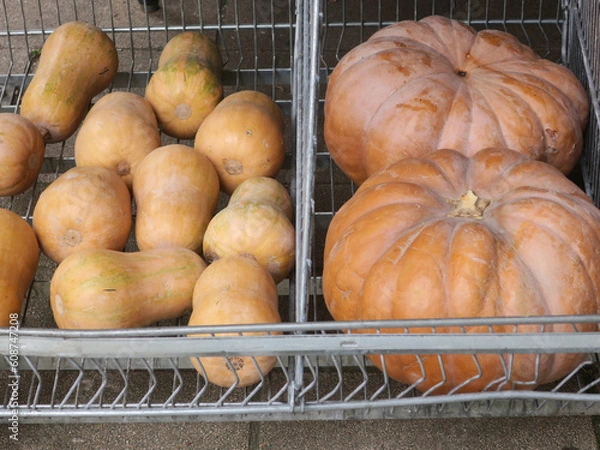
[0, 416, 598, 449]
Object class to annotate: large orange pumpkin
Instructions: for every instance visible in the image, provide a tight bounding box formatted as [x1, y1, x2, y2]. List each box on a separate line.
[324, 15, 589, 185]
[322, 148, 600, 394]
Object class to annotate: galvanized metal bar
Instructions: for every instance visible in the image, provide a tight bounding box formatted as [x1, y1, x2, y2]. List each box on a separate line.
[3, 332, 600, 359]
[4, 314, 600, 338]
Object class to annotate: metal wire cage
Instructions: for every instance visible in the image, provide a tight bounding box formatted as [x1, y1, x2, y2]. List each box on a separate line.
[296, 0, 600, 419]
[0, 0, 302, 423]
[1, 0, 600, 423]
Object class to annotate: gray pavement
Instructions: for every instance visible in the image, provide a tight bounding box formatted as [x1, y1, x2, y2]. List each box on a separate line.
[0, 416, 598, 449]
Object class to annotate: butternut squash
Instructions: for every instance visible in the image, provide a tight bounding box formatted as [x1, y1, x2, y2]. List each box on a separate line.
[194, 90, 286, 194]
[51, 247, 206, 329]
[229, 176, 293, 222]
[188, 255, 281, 388]
[203, 198, 295, 284]
[145, 31, 223, 139]
[20, 21, 119, 143]
[0, 113, 45, 196]
[32, 166, 132, 263]
[133, 144, 220, 253]
[74, 91, 162, 189]
[0, 208, 39, 326]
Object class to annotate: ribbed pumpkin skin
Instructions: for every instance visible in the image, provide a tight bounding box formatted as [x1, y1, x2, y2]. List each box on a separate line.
[323, 148, 600, 394]
[324, 15, 589, 185]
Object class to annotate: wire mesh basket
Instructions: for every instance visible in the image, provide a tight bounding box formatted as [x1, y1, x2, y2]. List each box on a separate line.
[1, 0, 600, 423]
[296, 0, 600, 420]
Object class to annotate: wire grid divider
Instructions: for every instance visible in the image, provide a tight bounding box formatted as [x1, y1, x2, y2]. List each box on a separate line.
[1, 0, 600, 423]
[569, 0, 600, 205]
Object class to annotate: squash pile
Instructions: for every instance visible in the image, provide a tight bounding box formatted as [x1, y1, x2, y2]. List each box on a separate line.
[0, 22, 293, 388]
[322, 15, 600, 393]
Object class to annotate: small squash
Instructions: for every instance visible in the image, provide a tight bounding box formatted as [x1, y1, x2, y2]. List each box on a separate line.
[74, 91, 162, 189]
[0, 208, 39, 326]
[0, 113, 45, 197]
[188, 255, 281, 388]
[32, 166, 132, 264]
[133, 144, 220, 253]
[145, 31, 223, 139]
[20, 21, 119, 143]
[194, 90, 286, 194]
[203, 189, 295, 284]
[229, 176, 293, 222]
[51, 247, 206, 329]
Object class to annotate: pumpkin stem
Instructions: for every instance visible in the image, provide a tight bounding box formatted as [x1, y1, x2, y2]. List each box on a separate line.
[448, 190, 490, 219]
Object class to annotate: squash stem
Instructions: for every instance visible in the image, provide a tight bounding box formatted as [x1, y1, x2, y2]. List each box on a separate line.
[448, 190, 490, 219]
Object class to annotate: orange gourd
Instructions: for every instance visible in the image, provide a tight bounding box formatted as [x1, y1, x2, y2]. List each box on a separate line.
[203, 178, 295, 284]
[145, 31, 223, 139]
[133, 144, 220, 253]
[32, 166, 132, 263]
[324, 15, 589, 184]
[51, 248, 206, 329]
[194, 90, 286, 194]
[20, 21, 118, 143]
[228, 176, 293, 222]
[323, 148, 600, 394]
[188, 255, 281, 388]
[0, 113, 45, 196]
[74, 91, 162, 189]
[0, 209, 39, 326]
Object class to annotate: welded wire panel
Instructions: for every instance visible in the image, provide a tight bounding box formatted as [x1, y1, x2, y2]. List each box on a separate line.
[294, 320, 600, 419]
[0, 0, 295, 112]
[569, 0, 600, 206]
[2, 317, 600, 421]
